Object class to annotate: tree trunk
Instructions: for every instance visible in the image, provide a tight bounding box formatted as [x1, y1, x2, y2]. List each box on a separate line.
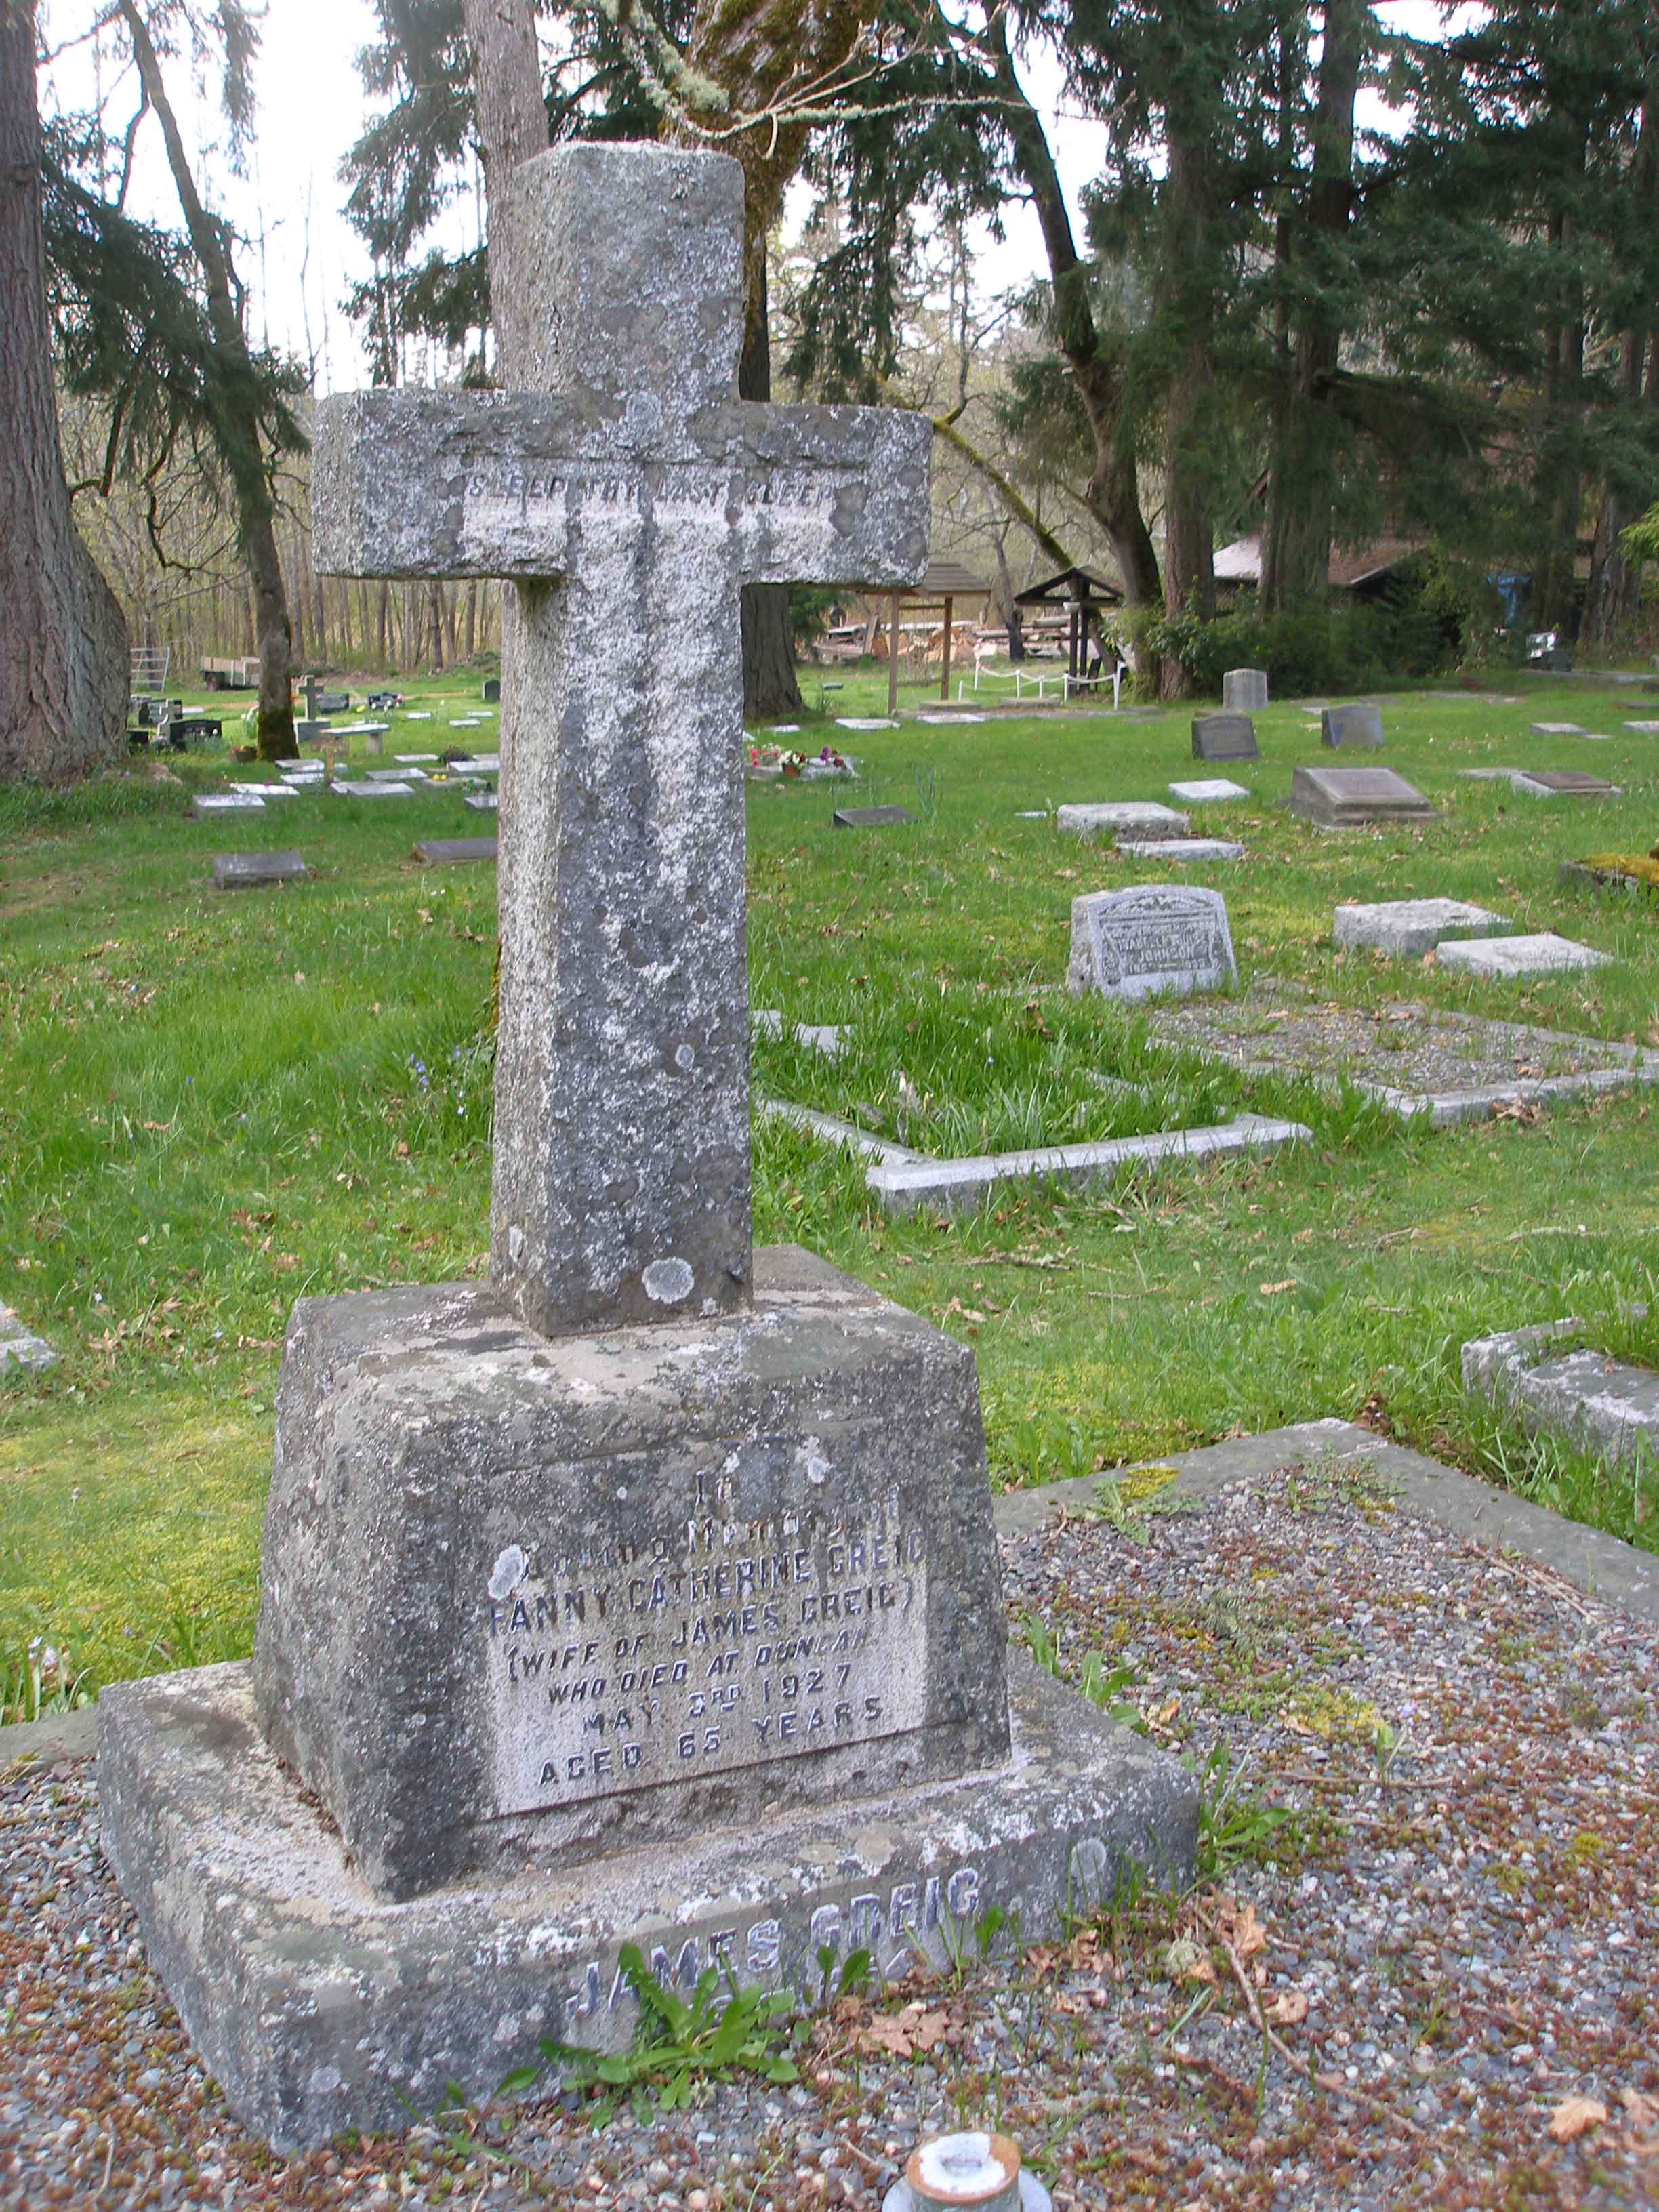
[118, 0, 297, 759]
[738, 256, 802, 718]
[1582, 91, 1655, 647]
[1261, 0, 1364, 613]
[1158, 123, 1218, 700]
[984, 14, 1162, 670]
[0, 0, 127, 782]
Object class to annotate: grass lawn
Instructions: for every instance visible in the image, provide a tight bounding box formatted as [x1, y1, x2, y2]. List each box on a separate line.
[3, 665, 1658, 1717]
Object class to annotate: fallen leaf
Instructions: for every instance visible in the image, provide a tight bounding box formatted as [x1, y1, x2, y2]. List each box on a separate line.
[1228, 1903, 1268, 1961]
[1620, 2087, 1658, 2135]
[1548, 2096, 1607, 2143]
[1258, 1279, 1297, 1296]
[1269, 1988, 1309, 2026]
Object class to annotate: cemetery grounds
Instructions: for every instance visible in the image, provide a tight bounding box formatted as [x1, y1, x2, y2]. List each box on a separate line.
[1, 673, 1658, 2207]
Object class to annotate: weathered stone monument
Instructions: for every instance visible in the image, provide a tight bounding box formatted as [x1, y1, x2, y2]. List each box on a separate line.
[100, 143, 1195, 2150]
[1191, 710, 1260, 762]
[1067, 884, 1238, 1000]
[1287, 763, 1433, 827]
[1320, 701, 1385, 750]
[1221, 668, 1269, 712]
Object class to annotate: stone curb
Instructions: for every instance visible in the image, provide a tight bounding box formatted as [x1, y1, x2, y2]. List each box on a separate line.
[994, 1417, 1659, 1624]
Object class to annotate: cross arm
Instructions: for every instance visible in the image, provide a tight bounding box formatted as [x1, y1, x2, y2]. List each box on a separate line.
[312, 388, 931, 590]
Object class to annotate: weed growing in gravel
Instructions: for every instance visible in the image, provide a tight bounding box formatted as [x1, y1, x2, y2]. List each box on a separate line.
[501, 1944, 801, 2125]
[1184, 1739, 1299, 1881]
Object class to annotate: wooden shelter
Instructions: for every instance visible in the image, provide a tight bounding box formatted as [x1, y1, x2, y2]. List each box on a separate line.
[1012, 566, 1123, 686]
[879, 559, 993, 710]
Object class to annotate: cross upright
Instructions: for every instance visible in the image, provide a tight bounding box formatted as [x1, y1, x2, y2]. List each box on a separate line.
[314, 144, 930, 1337]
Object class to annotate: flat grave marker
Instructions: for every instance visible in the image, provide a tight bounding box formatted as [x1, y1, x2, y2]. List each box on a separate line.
[0, 1300, 58, 1374]
[1334, 898, 1509, 957]
[836, 716, 899, 731]
[1170, 777, 1250, 804]
[834, 804, 919, 828]
[1056, 801, 1190, 840]
[1464, 1319, 1659, 1476]
[1067, 883, 1237, 1001]
[413, 837, 498, 866]
[191, 792, 266, 817]
[1437, 932, 1612, 980]
[1530, 722, 1586, 735]
[1510, 769, 1622, 800]
[213, 850, 310, 892]
[1320, 702, 1385, 750]
[464, 791, 499, 813]
[1117, 837, 1245, 863]
[329, 778, 415, 798]
[1287, 764, 1432, 827]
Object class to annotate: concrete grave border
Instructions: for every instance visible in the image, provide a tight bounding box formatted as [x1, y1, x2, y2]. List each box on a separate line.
[1146, 982, 1659, 1127]
[1462, 1318, 1657, 1478]
[759, 1099, 1309, 1216]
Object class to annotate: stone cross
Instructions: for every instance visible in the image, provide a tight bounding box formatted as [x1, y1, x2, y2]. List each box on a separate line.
[314, 144, 929, 1336]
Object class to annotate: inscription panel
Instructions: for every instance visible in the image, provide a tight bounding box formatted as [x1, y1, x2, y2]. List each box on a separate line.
[1075, 886, 1237, 1003]
[486, 1475, 928, 1818]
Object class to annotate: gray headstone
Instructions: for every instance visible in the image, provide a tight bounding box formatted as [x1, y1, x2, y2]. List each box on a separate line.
[833, 805, 920, 829]
[1287, 764, 1432, 826]
[483, 677, 501, 703]
[294, 720, 331, 743]
[1320, 703, 1385, 750]
[1333, 898, 1509, 957]
[213, 850, 310, 891]
[1191, 712, 1259, 762]
[413, 838, 498, 866]
[1067, 884, 1237, 1000]
[1221, 668, 1269, 712]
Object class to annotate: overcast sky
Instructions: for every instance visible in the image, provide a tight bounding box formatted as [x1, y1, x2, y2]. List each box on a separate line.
[37, 0, 1443, 396]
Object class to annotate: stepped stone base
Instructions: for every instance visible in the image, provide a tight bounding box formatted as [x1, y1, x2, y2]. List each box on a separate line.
[99, 1656, 1197, 2152]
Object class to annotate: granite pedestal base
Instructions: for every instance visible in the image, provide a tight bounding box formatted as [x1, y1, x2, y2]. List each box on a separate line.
[99, 1656, 1197, 2150]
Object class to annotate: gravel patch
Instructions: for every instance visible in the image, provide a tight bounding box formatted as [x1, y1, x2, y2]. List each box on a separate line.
[1145, 980, 1647, 1094]
[4, 1454, 1658, 2209]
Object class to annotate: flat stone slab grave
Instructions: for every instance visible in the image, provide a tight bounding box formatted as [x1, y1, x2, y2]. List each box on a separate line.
[1169, 778, 1250, 804]
[191, 793, 266, 817]
[1286, 764, 1431, 827]
[100, 140, 1196, 2154]
[464, 791, 499, 813]
[1056, 802, 1190, 840]
[1510, 769, 1622, 799]
[1464, 1319, 1658, 1475]
[1191, 711, 1259, 763]
[1069, 884, 1237, 1001]
[1141, 979, 1658, 1124]
[834, 806, 919, 828]
[1333, 898, 1509, 957]
[1530, 722, 1586, 735]
[413, 837, 498, 866]
[330, 779, 417, 798]
[1116, 838, 1246, 863]
[1437, 932, 1612, 979]
[212, 850, 310, 892]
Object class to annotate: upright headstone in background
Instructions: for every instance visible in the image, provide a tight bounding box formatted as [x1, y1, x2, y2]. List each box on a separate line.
[1321, 702, 1385, 750]
[1067, 884, 1237, 1000]
[99, 142, 1197, 2152]
[1191, 710, 1260, 762]
[1221, 667, 1269, 712]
